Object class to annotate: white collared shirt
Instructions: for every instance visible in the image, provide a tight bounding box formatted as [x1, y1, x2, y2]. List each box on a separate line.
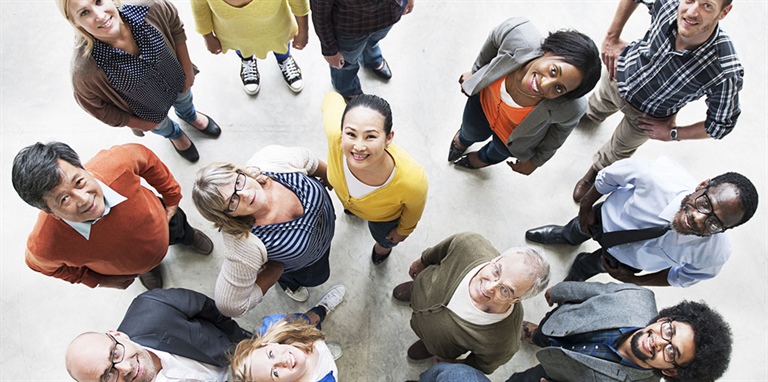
[145, 346, 229, 382]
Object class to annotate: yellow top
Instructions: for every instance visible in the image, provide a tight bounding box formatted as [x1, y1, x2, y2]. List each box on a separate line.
[190, 0, 309, 58]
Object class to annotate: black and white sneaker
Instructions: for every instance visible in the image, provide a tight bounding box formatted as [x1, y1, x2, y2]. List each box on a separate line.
[278, 55, 304, 93]
[240, 58, 260, 95]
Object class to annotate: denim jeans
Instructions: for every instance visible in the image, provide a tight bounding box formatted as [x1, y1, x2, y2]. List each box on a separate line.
[458, 93, 513, 165]
[419, 363, 490, 382]
[151, 89, 197, 140]
[331, 25, 393, 97]
[367, 218, 400, 249]
[237, 44, 291, 63]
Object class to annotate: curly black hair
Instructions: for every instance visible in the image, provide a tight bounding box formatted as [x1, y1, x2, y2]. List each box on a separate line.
[540, 30, 601, 100]
[652, 300, 733, 382]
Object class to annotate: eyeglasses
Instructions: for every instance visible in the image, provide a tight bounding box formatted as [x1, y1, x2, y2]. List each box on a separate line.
[103, 333, 125, 382]
[224, 172, 247, 213]
[659, 319, 679, 367]
[487, 259, 520, 302]
[693, 184, 725, 233]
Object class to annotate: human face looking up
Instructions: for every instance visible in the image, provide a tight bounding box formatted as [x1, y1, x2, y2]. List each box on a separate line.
[66, 331, 158, 382]
[218, 172, 268, 218]
[516, 53, 584, 100]
[468, 256, 535, 313]
[676, 0, 732, 50]
[67, 0, 123, 43]
[341, 106, 394, 172]
[629, 319, 696, 376]
[42, 159, 105, 222]
[246, 343, 311, 382]
[672, 181, 744, 236]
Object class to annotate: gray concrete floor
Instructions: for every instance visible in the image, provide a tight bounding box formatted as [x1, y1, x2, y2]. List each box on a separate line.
[2, 1, 766, 381]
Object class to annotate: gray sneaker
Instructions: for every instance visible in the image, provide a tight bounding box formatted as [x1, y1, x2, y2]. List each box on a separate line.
[326, 342, 343, 360]
[315, 284, 346, 313]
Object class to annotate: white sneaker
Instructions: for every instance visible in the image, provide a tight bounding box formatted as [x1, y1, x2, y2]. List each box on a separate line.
[278, 55, 304, 93]
[315, 284, 346, 313]
[284, 286, 309, 302]
[326, 342, 343, 360]
[240, 58, 260, 95]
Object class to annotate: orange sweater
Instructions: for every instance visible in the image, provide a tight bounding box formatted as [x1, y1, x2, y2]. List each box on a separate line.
[25, 144, 181, 287]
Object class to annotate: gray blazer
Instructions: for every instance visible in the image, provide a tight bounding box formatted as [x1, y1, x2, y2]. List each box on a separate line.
[536, 282, 660, 382]
[461, 17, 585, 167]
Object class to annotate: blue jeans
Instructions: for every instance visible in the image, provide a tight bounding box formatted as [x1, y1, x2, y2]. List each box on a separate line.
[331, 25, 393, 97]
[237, 44, 291, 63]
[458, 93, 513, 165]
[368, 218, 400, 249]
[151, 89, 197, 140]
[419, 363, 490, 382]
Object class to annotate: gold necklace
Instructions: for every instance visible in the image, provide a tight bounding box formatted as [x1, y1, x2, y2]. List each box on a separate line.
[510, 68, 540, 99]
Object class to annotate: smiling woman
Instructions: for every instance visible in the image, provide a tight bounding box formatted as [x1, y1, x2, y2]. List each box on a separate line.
[449, 17, 600, 173]
[321, 92, 428, 266]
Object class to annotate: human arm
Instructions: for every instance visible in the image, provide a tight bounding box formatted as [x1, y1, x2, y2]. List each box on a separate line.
[408, 258, 426, 279]
[403, 0, 415, 15]
[507, 159, 537, 175]
[293, 15, 309, 50]
[202, 33, 222, 54]
[124, 144, 182, 206]
[546, 281, 648, 306]
[393, 164, 428, 237]
[215, 233, 273, 317]
[190, 0, 220, 54]
[577, 185, 603, 234]
[420, 232, 486, 267]
[255, 261, 284, 294]
[309, 0, 339, 57]
[602, 259, 671, 286]
[602, 0, 641, 79]
[458, 71, 473, 96]
[175, 41, 195, 92]
[25, 245, 103, 288]
[97, 274, 138, 289]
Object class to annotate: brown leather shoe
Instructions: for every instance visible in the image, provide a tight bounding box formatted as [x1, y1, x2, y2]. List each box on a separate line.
[139, 265, 163, 290]
[572, 167, 598, 203]
[393, 281, 414, 302]
[407, 340, 433, 361]
[189, 229, 213, 255]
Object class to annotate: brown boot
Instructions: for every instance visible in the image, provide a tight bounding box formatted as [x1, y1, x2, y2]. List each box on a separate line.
[572, 167, 598, 203]
[393, 281, 414, 302]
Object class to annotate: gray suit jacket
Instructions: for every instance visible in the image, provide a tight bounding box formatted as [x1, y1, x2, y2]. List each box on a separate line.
[461, 17, 585, 167]
[536, 282, 660, 382]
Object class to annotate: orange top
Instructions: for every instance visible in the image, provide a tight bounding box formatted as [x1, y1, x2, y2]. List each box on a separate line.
[480, 76, 535, 141]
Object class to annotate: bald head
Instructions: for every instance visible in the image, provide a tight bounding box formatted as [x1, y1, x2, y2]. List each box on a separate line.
[66, 332, 111, 381]
[65, 331, 159, 382]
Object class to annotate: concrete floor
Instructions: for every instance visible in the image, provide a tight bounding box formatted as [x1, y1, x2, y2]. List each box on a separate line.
[1, 1, 766, 381]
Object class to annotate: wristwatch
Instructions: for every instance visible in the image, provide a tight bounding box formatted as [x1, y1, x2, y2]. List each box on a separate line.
[670, 126, 679, 141]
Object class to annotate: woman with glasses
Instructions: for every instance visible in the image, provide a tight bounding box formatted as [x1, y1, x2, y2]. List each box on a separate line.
[56, 0, 221, 162]
[192, 145, 335, 316]
[321, 92, 428, 265]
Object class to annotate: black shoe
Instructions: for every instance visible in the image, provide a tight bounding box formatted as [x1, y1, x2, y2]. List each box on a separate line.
[172, 138, 199, 163]
[371, 245, 392, 265]
[525, 225, 570, 245]
[448, 130, 467, 162]
[371, 59, 392, 80]
[139, 266, 163, 290]
[197, 112, 221, 138]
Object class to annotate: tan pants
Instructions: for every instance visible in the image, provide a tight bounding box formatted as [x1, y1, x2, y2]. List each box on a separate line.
[588, 72, 674, 171]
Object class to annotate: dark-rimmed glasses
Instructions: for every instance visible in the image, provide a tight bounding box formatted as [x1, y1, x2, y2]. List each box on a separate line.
[659, 319, 679, 367]
[693, 183, 725, 233]
[487, 258, 520, 302]
[224, 172, 247, 213]
[103, 333, 125, 382]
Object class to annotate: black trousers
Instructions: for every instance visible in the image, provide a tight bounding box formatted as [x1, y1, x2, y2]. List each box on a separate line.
[163, 198, 195, 246]
[277, 247, 332, 292]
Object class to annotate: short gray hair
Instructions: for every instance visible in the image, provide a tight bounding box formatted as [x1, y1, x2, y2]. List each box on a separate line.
[500, 247, 550, 300]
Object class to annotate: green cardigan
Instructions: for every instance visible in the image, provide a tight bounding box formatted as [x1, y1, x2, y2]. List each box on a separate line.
[410, 232, 524, 374]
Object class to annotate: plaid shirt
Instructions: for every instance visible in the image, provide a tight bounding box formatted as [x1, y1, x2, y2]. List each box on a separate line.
[310, 0, 405, 56]
[617, 0, 743, 139]
[549, 327, 646, 370]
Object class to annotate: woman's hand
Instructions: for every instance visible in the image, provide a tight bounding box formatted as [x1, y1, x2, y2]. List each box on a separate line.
[507, 159, 537, 175]
[256, 261, 284, 295]
[458, 71, 473, 96]
[386, 229, 408, 244]
[293, 15, 309, 50]
[203, 33, 222, 54]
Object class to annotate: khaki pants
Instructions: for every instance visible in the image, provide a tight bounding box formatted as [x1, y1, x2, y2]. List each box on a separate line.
[588, 72, 674, 171]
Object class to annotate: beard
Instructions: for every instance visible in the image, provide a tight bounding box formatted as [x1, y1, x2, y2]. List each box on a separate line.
[671, 194, 708, 237]
[630, 329, 653, 362]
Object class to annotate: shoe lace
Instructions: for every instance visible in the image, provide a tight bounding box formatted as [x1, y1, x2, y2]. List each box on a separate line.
[241, 60, 259, 81]
[279, 57, 301, 81]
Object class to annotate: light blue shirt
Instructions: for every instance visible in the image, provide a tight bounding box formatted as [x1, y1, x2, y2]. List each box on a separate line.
[595, 157, 732, 287]
[63, 180, 127, 240]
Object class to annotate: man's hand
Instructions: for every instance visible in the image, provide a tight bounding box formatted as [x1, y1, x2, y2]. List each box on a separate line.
[165, 205, 178, 222]
[203, 33, 222, 54]
[403, 0, 415, 15]
[601, 256, 638, 283]
[578, 205, 596, 236]
[409, 258, 426, 279]
[324, 53, 344, 69]
[601, 36, 628, 80]
[507, 159, 537, 175]
[98, 274, 137, 289]
[386, 229, 408, 244]
[639, 115, 676, 141]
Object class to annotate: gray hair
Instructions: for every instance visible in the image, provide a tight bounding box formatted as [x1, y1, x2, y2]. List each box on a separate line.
[500, 246, 550, 300]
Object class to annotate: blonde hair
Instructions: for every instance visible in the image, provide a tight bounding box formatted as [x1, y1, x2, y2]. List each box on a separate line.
[230, 318, 325, 382]
[192, 162, 267, 238]
[55, 0, 122, 57]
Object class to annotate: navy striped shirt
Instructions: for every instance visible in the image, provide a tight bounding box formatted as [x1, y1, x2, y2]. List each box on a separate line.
[92, 4, 185, 124]
[251, 173, 336, 273]
[617, 0, 743, 139]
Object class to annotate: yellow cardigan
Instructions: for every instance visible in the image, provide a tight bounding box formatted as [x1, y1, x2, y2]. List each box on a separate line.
[322, 92, 428, 236]
[190, 0, 309, 59]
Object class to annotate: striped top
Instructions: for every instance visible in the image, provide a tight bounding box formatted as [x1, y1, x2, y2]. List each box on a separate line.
[92, 4, 185, 124]
[616, 0, 743, 139]
[250, 172, 335, 272]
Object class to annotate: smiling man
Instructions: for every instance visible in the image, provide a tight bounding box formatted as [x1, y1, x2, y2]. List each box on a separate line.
[12, 142, 213, 290]
[572, 0, 744, 203]
[392, 232, 550, 374]
[509, 282, 733, 382]
[526, 157, 758, 287]
[65, 288, 251, 382]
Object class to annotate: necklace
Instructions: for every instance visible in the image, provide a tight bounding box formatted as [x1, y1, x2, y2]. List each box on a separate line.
[510, 68, 540, 100]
